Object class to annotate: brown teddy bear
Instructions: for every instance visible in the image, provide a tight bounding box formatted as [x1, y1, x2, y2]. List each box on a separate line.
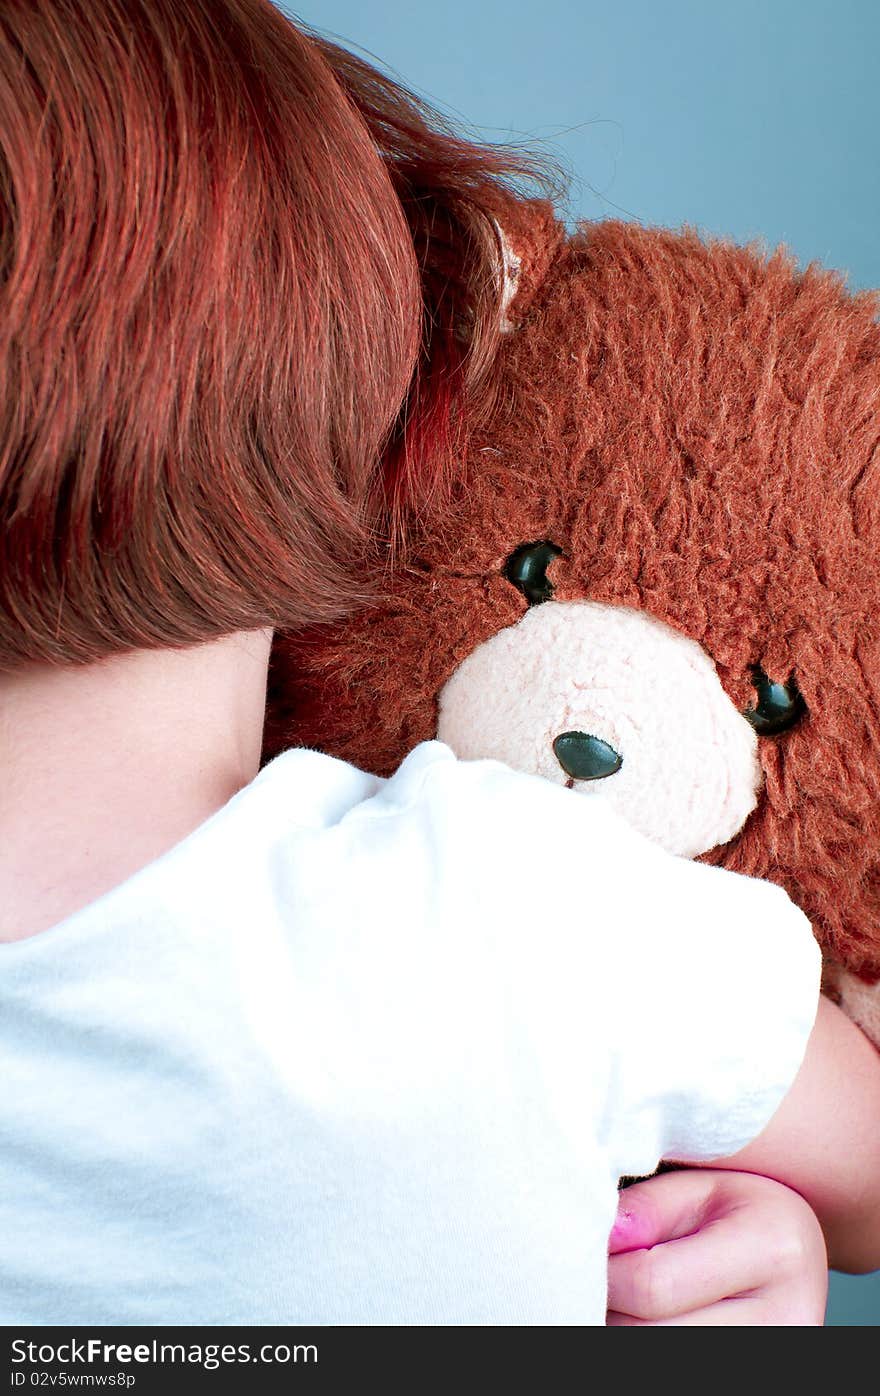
[264, 205, 880, 1047]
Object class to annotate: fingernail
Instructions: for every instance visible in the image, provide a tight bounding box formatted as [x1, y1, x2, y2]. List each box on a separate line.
[609, 1204, 636, 1248]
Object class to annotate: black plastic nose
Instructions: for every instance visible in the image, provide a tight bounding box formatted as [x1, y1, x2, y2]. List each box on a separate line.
[553, 731, 623, 781]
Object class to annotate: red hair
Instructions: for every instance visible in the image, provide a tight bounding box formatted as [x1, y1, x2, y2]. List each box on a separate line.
[0, 1, 552, 669]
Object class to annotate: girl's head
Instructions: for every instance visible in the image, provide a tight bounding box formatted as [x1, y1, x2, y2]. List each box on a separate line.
[0, 0, 548, 670]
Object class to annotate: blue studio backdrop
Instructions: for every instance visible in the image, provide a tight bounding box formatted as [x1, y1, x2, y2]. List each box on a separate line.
[279, 0, 880, 1325]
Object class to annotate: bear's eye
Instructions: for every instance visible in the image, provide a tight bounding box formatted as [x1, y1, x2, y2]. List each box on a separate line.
[742, 667, 807, 736]
[503, 541, 563, 605]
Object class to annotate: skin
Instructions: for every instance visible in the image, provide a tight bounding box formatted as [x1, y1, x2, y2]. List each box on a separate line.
[608, 995, 880, 1325]
[608, 1171, 829, 1326]
[0, 628, 272, 943]
[1, 627, 878, 1323]
[721, 992, 880, 1276]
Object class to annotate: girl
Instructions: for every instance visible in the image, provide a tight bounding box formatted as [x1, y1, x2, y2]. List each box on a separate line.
[1, 0, 878, 1326]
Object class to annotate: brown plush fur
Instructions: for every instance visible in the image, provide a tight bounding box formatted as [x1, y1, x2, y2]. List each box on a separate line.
[265, 211, 880, 987]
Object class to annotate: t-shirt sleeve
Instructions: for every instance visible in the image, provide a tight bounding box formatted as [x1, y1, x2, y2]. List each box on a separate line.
[389, 744, 821, 1182]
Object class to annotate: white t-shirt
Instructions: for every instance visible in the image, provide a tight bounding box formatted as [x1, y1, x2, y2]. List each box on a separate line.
[0, 742, 819, 1326]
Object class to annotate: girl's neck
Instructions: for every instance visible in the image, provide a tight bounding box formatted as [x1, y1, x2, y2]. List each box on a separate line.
[0, 628, 273, 942]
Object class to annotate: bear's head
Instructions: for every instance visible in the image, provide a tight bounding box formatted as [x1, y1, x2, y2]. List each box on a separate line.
[265, 212, 880, 1040]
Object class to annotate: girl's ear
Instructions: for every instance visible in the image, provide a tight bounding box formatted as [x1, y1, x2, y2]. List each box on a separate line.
[493, 198, 565, 331]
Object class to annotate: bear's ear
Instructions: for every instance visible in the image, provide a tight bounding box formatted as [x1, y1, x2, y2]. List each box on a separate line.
[493, 198, 565, 331]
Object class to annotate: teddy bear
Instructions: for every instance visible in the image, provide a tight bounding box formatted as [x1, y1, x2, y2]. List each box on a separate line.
[263, 204, 880, 1048]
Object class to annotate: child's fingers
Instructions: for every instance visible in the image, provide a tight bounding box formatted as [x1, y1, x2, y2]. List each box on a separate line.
[609, 1168, 719, 1255]
[607, 1213, 760, 1319]
[607, 1170, 827, 1323]
[607, 1295, 817, 1326]
[607, 1297, 751, 1326]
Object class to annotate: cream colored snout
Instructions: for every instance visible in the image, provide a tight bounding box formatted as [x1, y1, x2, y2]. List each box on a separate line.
[437, 601, 762, 858]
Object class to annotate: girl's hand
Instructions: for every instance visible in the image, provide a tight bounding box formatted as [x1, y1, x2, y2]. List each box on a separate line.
[607, 1168, 828, 1325]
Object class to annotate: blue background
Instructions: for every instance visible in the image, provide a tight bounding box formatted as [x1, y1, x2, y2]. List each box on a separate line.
[278, 0, 880, 1324]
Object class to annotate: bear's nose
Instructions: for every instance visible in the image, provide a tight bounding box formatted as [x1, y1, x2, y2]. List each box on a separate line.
[553, 731, 623, 781]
